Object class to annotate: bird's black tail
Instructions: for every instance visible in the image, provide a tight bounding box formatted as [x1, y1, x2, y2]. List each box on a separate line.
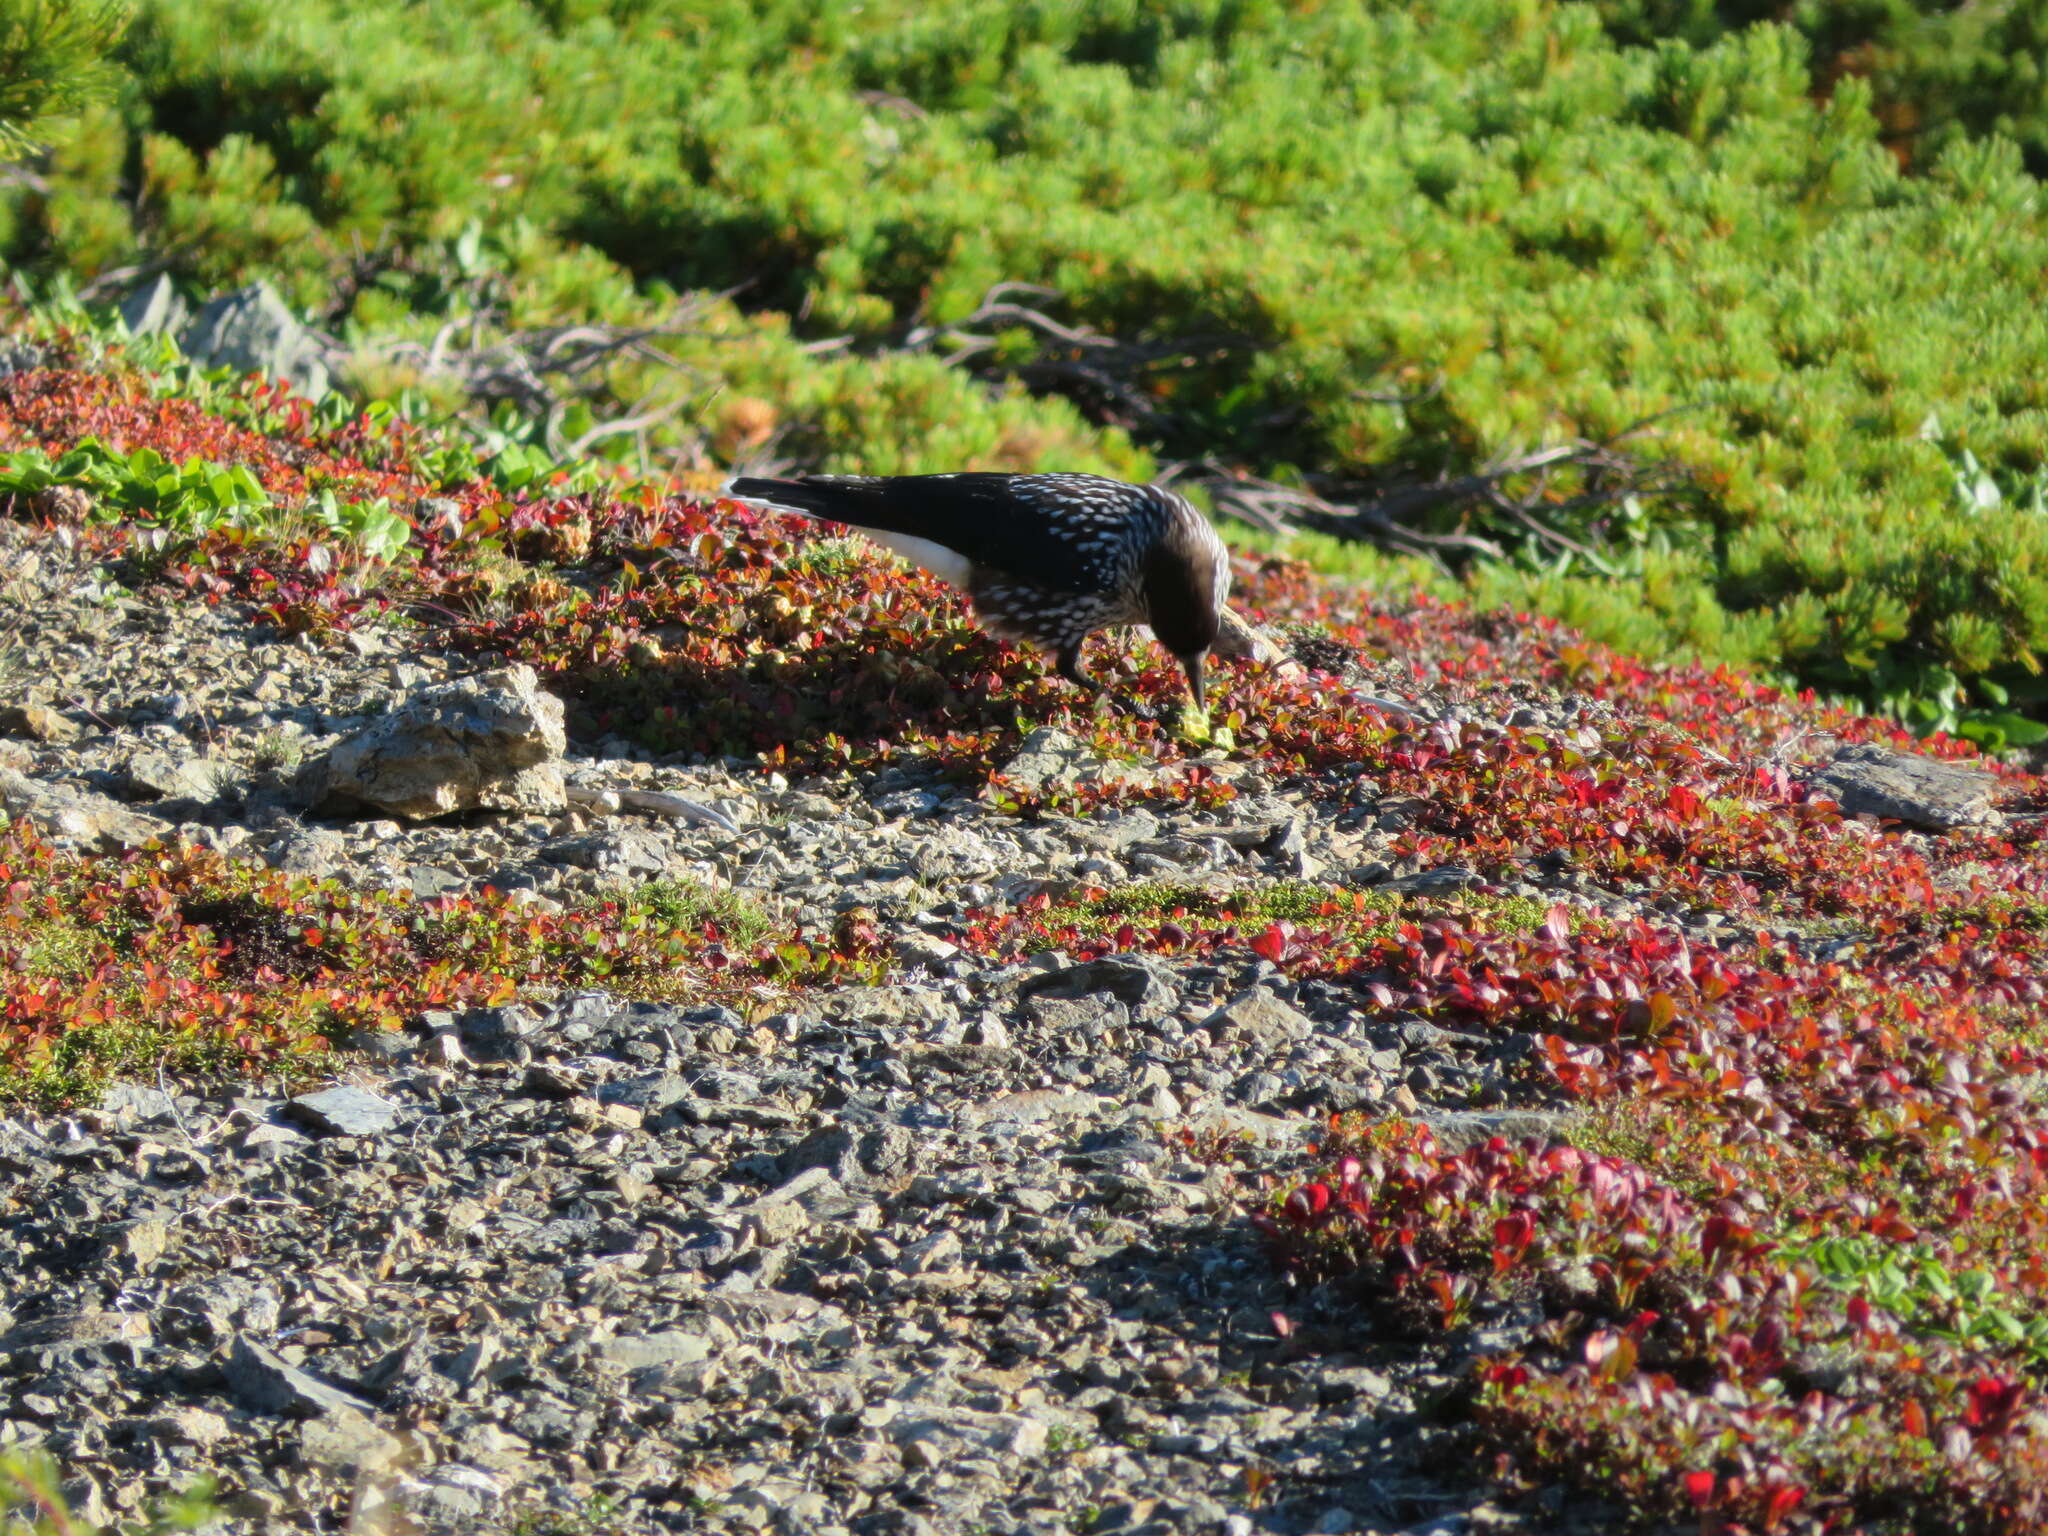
[723, 476, 883, 522]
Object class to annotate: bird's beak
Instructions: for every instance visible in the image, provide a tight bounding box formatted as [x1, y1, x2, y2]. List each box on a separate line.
[1180, 652, 1207, 704]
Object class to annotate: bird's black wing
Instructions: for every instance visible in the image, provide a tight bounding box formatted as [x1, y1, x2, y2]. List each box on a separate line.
[725, 473, 1147, 593]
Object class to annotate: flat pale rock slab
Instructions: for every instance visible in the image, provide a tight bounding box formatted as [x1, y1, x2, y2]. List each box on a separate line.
[957, 1088, 1113, 1129]
[228, 1336, 376, 1418]
[297, 1406, 405, 1474]
[994, 727, 1157, 794]
[1421, 1108, 1575, 1151]
[286, 1086, 398, 1137]
[704, 1287, 851, 1345]
[100, 1082, 179, 1126]
[120, 751, 237, 804]
[1808, 743, 2001, 830]
[1, 1310, 152, 1359]
[1020, 952, 1179, 1023]
[0, 703, 80, 743]
[1379, 863, 1483, 895]
[598, 1331, 716, 1371]
[889, 1405, 1048, 1466]
[1201, 988, 1315, 1047]
[0, 768, 171, 853]
[1180, 1105, 1309, 1146]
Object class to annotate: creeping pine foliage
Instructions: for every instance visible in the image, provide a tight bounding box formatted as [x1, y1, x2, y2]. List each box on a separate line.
[11, 299, 2048, 1526]
[1, 0, 2047, 728]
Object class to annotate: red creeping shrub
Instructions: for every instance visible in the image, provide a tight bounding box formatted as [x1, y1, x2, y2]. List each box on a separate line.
[1255, 1122, 2048, 1532]
[0, 822, 867, 1105]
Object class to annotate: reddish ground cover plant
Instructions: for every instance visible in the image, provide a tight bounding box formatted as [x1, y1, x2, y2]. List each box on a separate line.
[10, 327, 2048, 1527]
[0, 822, 875, 1105]
[967, 714, 2048, 1528]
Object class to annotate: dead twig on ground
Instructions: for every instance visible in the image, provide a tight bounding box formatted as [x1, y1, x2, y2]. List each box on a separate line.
[1185, 408, 1700, 576]
[900, 280, 1257, 436]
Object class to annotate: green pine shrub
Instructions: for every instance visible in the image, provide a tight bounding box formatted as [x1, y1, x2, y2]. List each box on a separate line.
[1597, 0, 2048, 177]
[0, 0, 2045, 729]
[0, 0, 128, 158]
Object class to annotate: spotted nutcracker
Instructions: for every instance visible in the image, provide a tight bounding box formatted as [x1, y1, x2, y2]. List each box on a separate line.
[722, 472, 1231, 708]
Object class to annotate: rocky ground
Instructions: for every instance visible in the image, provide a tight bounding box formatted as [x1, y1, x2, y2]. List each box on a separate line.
[0, 511, 2011, 1536]
[0, 517, 1589, 1536]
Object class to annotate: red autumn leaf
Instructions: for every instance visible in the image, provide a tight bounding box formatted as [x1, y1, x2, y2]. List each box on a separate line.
[1249, 920, 1294, 964]
[1682, 1471, 1716, 1509]
[1485, 1361, 1529, 1393]
[1966, 1376, 2024, 1433]
[1763, 1483, 1804, 1531]
[1283, 1182, 1331, 1226]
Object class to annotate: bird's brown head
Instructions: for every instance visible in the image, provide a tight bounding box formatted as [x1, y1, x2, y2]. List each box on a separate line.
[1143, 496, 1231, 703]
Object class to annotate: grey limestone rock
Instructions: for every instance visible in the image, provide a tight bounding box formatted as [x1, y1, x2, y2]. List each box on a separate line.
[995, 726, 1157, 793]
[285, 1085, 399, 1137]
[179, 282, 331, 400]
[0, 767, 171, 852]
[228, 1336, 377, 1418]
[1808, 742, 2002, 830]
[118, 274, 190, 339]
[310, 664, 567, 820]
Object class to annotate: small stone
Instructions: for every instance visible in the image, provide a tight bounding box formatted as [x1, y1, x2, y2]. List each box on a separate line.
[1, 1310, 152, 1359]
[120, 752, 232, 803]
[598, 1072, 690, 1112]
[958, 1089, 1111, 1128]
[147, 1406, 231, 1447]
[1379, 863, 1482, 895]
[1421, 1108, 1573, 1150]
[889, 1406, 1048, 1462]
[744, 1201, 811, 1247]
[993, 727, 1157, 793]
[241, 1120, 313, 1153]
[285, 1085, 398, 1137]
[897, 1229, 962, 1275]
[894, 932, 963, 971]
[0, 704, 79, 743]
[119, 273, 190, 338]
[102, 1218, 170, 1269]
[1201, 988, 1314, 1047]
[179, 280, 330, 398]
[598, 1332, 715, 1371]
[99, 1082, 178, 1126]
[0, 768, 171, 852]
[456, 1003, 545, 1062]
[227, 1336, 376, 1417]
[298, 1406, 405, 1473]
[1022, 953, 1179, 1023]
